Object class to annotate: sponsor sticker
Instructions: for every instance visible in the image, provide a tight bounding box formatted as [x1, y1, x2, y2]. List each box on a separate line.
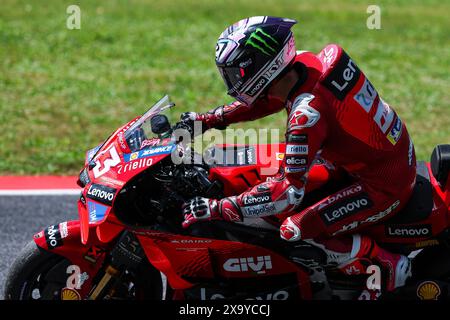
[123, 145, 175, 162]
[243, 203, 277, 217]
[333, 200, 400, 235]
[286, 144, 308, 155]
[318, 185, 363, 210]
[386, 224, 431, 238]
[140, 138, 161, 149]
[171, 239, 213, 244]
[256, 184, 270, 192]
[417, 281, 441, 300]
[223, 256, 272, 274]
[87, 201, 109, 223]
[61, 287, 81, 300]
[353, 77, 377, 112]
[387, 116, 403, 145]
[117, 157, 153, 175]
[59, 222, 69, 239]
[98, 176, 125, 187]
[276, 153, 285, 161]
[86, 183, 116, 206]
[216, 146, 256, 166]
[243, 192, 272, 206]
[285, 166, 308, 173]
[322, 51, 361, 100]
[285, 156, 307, 167]
[45, 224, 64, 249]
[287, 134, 308, 143]
[320, 194, 373, 226]
[246, 147, 256, 164]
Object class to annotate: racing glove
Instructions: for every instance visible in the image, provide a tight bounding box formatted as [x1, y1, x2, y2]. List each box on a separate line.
[181, 196, 243, 228]
[174, 106, 229, 140]
[174, 112, 205, 140]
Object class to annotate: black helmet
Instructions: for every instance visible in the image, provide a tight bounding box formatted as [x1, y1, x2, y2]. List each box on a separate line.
[215, 16, 297, 106]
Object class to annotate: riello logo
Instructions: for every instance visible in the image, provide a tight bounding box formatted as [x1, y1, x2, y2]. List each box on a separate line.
[223, 256, 272, 274]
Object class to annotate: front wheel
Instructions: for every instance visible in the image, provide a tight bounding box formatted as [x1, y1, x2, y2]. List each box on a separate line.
[4, 240, 168, 300]
[4, 241, 71, 300]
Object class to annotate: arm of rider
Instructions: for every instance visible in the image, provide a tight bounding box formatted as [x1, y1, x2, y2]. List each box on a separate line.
[181, 94, 328, 228]
[176, 97, 285, 138]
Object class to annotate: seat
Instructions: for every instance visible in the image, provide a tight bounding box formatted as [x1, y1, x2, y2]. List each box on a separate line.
[385, 161, 433, 224]
[431, 144, 450, 187]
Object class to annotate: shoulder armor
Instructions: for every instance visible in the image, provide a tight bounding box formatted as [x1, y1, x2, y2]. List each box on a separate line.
[288, 93, 320, 131]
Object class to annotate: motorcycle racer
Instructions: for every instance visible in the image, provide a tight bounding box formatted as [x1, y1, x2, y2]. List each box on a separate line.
[179, 16, 416, 295]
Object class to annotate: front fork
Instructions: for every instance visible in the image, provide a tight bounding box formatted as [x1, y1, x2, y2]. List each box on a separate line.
[88, 231, 145, 300]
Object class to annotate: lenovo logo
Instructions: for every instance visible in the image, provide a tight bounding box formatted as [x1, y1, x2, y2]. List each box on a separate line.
[323, 51, 361, 100]
[86, 184, 116, 206]
[243, 193, 271, 206]
[386, 225, 432, 238]
[321, 195, 373, 226]
[223, 256, 272, 274]
[331, 58, 357, 92]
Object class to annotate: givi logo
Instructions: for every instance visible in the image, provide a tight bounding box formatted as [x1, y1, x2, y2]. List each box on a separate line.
[223, 256, 272, 274]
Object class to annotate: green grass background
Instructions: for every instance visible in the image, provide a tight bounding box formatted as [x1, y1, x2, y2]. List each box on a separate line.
[0, 0, 449, 174]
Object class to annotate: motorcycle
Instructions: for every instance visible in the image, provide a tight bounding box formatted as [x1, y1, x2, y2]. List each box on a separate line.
[4, 95, 450, 300]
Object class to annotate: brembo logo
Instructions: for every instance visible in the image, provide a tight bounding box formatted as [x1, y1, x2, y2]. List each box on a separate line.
[387, 225, 432, 238]
[223, 256, 272, 274]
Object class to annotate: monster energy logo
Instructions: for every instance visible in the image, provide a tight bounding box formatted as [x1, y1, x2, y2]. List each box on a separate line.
[246, 28, 279, 56]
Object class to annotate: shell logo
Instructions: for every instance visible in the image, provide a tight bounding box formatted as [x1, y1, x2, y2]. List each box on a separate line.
[416, 281, 441, 300]
[61, 287, 81, 300]
[276, 153, 285, 161]
[130, 152, 139, 160]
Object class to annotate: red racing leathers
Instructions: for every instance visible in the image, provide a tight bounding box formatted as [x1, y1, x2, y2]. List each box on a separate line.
[192, 45, 416, 291]
[198, 44, 416, 235]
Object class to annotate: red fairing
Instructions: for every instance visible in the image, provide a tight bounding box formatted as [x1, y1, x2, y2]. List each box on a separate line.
[33, 220, 113, 299]
[364, 163, 450, 245]
[135, 231, 312, 299]
[77, 121, 175, 243]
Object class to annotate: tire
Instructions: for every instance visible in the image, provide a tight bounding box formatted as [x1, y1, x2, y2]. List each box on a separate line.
[4, 240, 168, 300]
[4, 241, 71, 300]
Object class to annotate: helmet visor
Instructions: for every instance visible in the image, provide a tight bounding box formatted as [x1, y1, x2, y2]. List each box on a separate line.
[218, 66, 245, 98]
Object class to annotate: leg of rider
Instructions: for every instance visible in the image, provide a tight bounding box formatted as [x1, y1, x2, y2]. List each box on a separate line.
[305, 235, 371, 276]
[280, 182, 414, 292]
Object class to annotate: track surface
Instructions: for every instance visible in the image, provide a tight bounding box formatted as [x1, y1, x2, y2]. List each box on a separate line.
[0, 195, 78, 299]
